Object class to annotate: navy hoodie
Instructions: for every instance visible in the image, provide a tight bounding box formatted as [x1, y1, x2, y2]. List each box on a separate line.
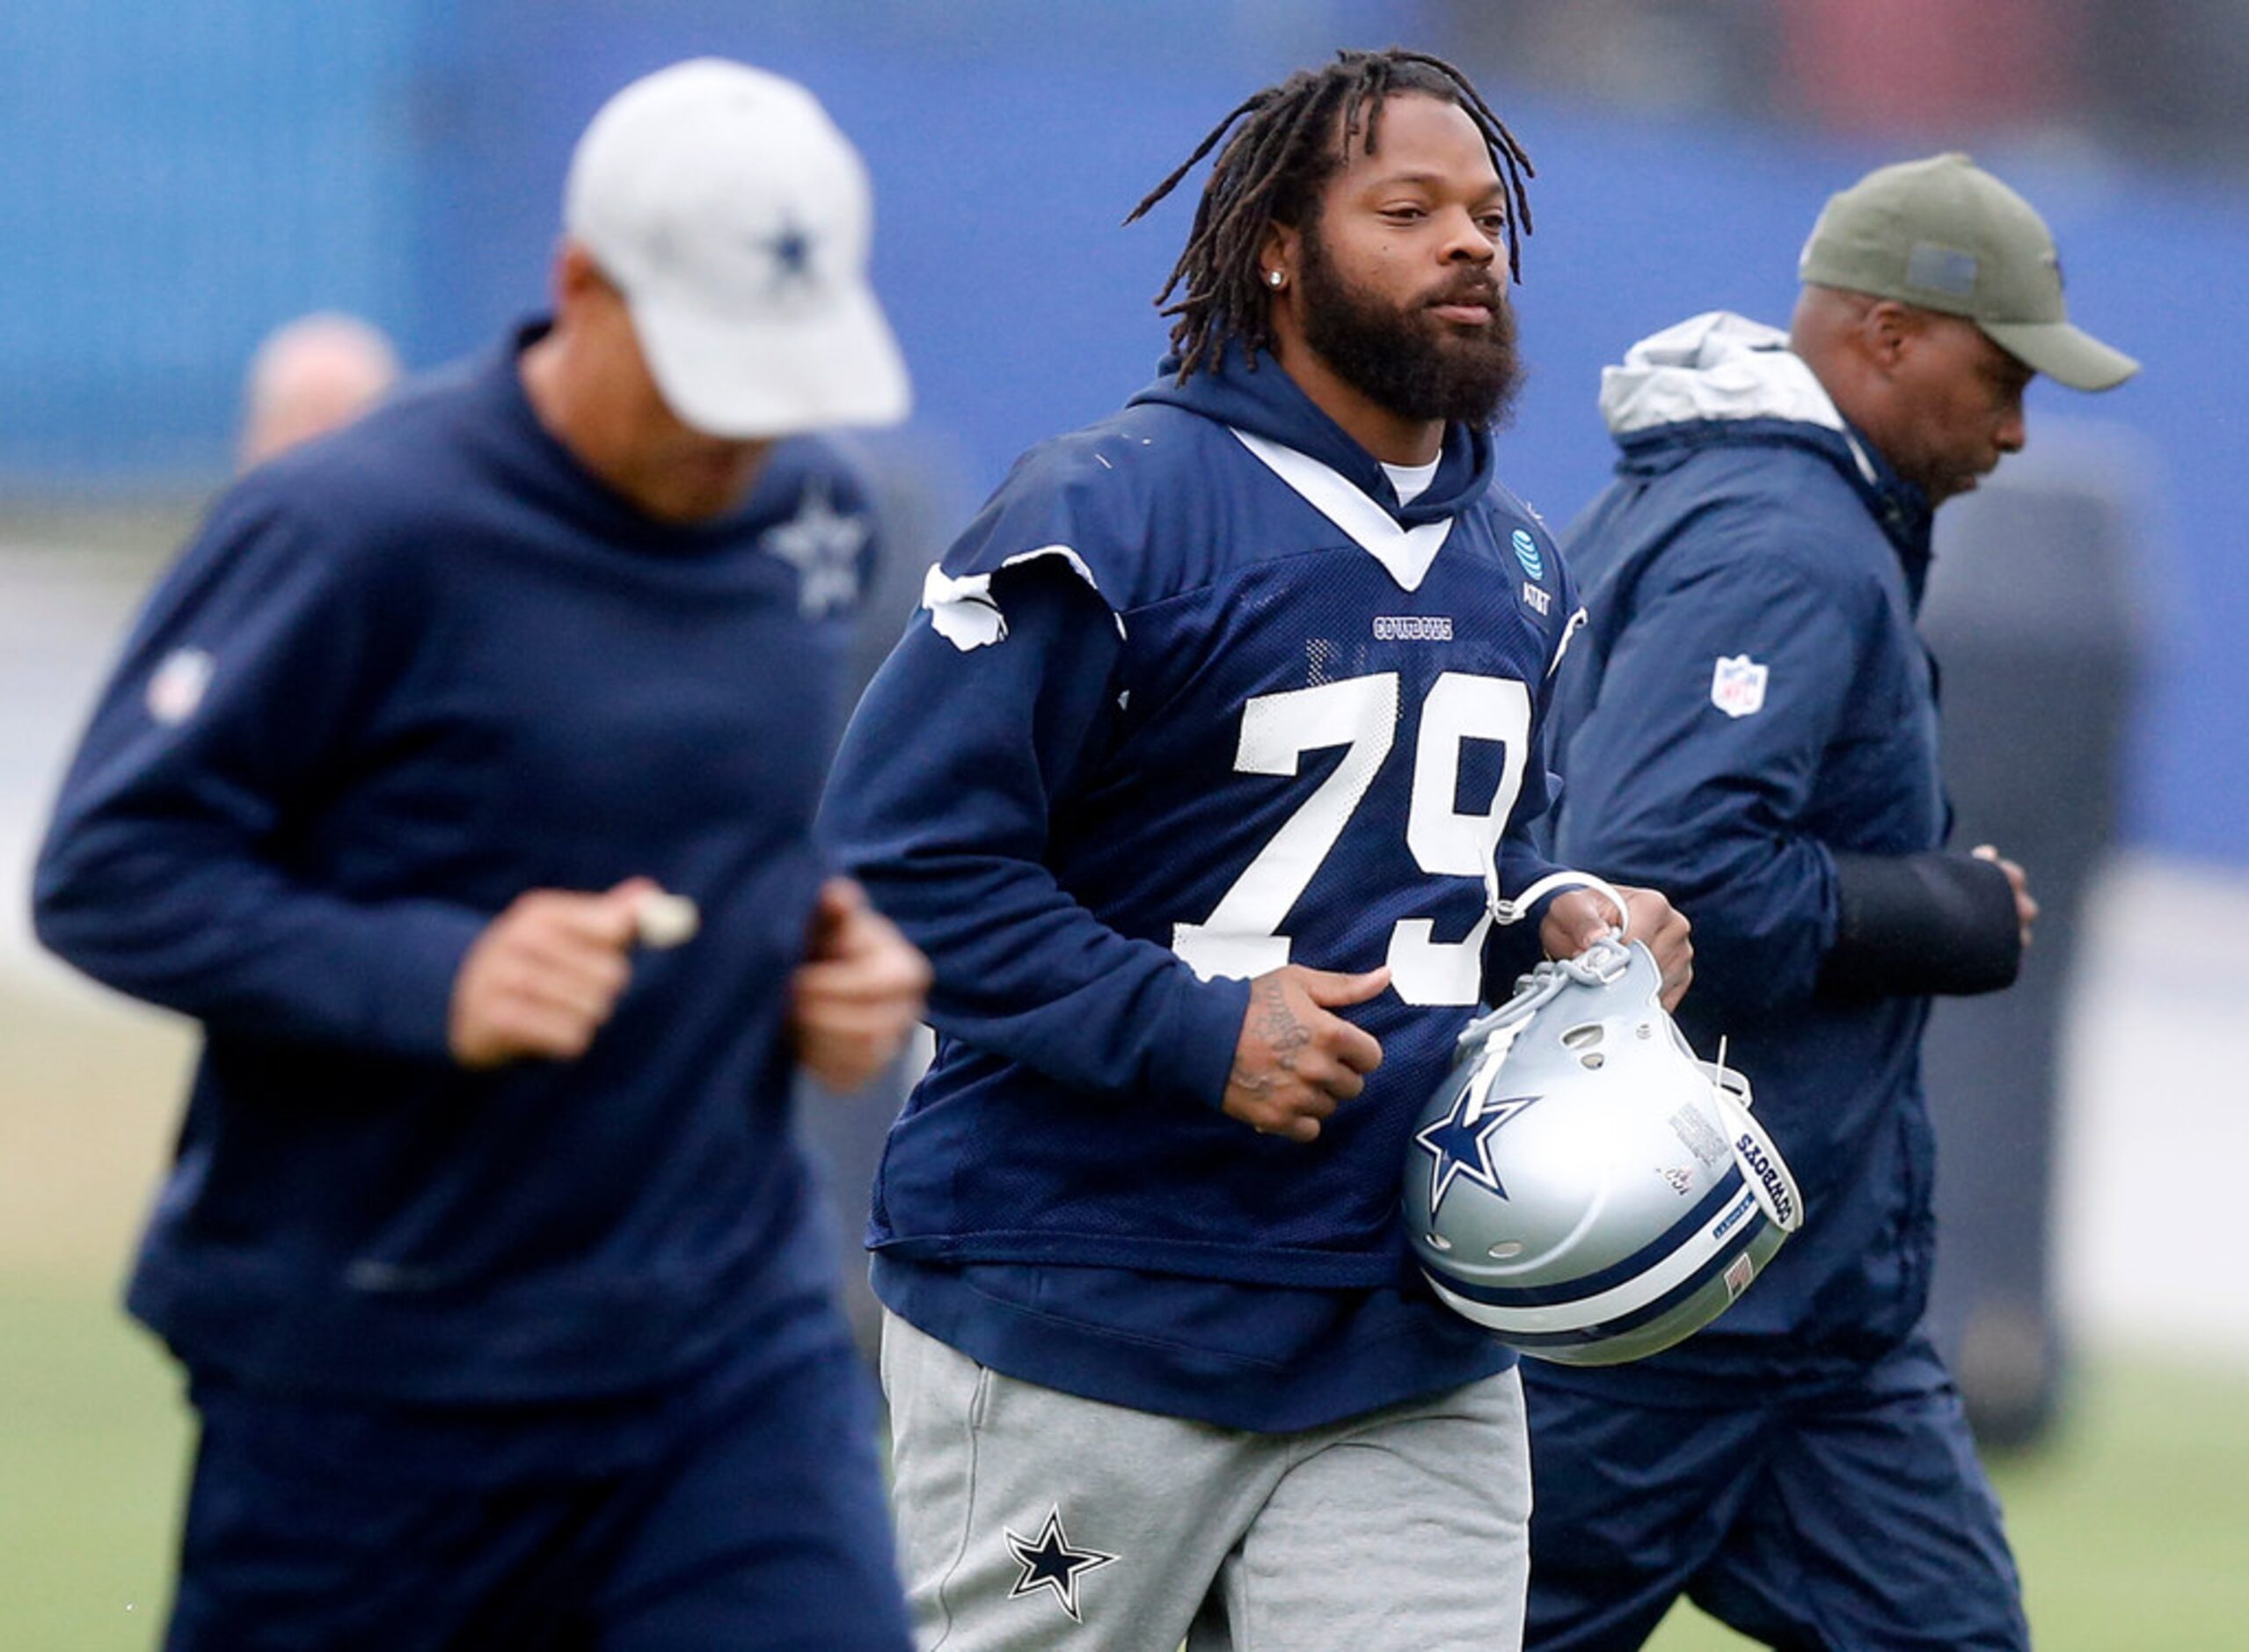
[818, 350, 1580, 1429]
[34, 324, 880, 1407]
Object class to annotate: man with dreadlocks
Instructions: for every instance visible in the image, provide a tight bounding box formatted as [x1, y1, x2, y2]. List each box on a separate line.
[819, 49, 1690, 1649]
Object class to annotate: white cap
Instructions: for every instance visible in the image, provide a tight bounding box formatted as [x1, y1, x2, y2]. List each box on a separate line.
[564, 58, 910, 437]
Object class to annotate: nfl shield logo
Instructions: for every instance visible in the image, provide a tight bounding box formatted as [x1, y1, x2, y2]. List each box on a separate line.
[1710, 654, 1768, 719]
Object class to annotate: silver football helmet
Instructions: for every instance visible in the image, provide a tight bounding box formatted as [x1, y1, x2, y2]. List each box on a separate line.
[1403, 925, 1802, 1367]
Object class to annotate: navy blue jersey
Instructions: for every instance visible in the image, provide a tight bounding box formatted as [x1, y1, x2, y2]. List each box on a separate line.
[821, 353, 1577, 1429]
[33, 323, 880, 1406]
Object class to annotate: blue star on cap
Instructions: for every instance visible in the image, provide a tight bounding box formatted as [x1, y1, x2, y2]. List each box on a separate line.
[761, 219, 815, 293]
[1004, 1508, 1117, 1625]
[1415, 1087, 1541, 1214]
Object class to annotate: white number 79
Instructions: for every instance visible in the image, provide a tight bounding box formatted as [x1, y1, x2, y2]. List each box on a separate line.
[1172, 670, 1530, 1005]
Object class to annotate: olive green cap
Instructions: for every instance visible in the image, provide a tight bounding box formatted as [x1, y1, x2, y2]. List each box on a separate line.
[1798, 152, 2138, 391]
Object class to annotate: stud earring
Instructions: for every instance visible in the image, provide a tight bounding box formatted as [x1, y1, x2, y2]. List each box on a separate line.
[1267, 269, 1284, 289]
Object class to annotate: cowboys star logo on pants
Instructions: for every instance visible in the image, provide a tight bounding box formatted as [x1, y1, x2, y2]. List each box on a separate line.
[1004, 1506, 1117, 1624]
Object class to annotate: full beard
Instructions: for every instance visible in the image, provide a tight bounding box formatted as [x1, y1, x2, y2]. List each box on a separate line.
[1296, 223, 1525, 430]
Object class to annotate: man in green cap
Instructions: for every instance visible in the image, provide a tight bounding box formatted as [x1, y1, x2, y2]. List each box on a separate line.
[1521, 155, 2136, 1649]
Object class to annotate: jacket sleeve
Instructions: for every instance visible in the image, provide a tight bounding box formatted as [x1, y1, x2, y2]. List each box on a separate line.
[32, 487, 484, 1058]
[816, 557, 1251, 1109]
[1822, 848, 2021, 997]
[1553, 533, 1864, 1019]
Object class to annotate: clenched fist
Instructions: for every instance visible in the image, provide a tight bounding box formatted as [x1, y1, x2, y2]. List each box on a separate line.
[449, 878, 654, 1069]
[1222, 964, 1389, 1144]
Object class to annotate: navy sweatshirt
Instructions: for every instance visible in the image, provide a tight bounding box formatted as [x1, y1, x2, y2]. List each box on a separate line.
[33, 324, 881, 1406]
[818, 351, 1578, 1430]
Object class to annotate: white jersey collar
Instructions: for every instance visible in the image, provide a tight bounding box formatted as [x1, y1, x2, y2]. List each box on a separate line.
[1230, 427, 1454, 594]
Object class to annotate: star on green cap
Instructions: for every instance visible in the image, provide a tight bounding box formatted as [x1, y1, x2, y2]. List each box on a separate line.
[1798, 152, 2138, 392]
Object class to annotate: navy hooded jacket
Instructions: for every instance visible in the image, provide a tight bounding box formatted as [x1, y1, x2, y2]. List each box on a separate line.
[1541, 313, 2021, 1401]
[33, 325, 879, 1407]
[818, 349, 1580, 1430]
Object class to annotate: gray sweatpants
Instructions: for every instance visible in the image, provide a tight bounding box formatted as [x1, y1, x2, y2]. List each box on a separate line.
[880, 1311, 1530, 1652]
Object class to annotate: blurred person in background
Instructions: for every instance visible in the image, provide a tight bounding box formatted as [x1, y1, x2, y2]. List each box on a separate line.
[32, 58, 924, 1651]
[237, 310, 401, 470]
[1529, 154, 2136, 1651]
[821, 48, 1690, 1652]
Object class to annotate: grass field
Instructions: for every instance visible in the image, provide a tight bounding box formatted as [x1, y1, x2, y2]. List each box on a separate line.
[4, 1289, 2248, 1649]
[4, 977, 2248, 1648]
[1645, 1355, 2249, 1650]
[1, 1291, 190, 1648]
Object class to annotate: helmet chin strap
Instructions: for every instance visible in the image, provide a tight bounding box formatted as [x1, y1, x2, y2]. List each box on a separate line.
[1458, 1018, 1527, 1125]
[1487, 866, 1634, 940]
[1460, 868, 1647, 1059]
[1704, 1066, 1805, 1234]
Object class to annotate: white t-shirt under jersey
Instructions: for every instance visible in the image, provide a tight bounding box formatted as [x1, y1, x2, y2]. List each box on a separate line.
[1381, 457, 1442, 506]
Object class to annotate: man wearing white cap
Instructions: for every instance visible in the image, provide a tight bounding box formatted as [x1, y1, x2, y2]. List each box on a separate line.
[1525, 155, 2136, 1648]
[34, 59, 923, 1648]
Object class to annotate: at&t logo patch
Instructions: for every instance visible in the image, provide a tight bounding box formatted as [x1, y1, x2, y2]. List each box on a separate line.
[1511, 528, 1544, 580]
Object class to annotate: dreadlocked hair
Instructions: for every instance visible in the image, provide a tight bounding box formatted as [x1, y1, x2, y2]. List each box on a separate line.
[1125, 48, 1534, 381]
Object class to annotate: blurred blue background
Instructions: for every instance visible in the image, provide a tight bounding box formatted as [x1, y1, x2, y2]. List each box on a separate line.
[2, 0, 2240, 866]
[5, 10, 2249, 1646]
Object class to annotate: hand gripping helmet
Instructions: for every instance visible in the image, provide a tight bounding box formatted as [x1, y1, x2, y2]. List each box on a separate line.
[1402, 922, 1803, 1367]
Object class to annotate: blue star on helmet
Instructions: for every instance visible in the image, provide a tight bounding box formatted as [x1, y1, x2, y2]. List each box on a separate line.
[1415, 1087, 1541, 1214]
[1004, 1507, 1117, 1625]
[762, 478, 869, 618]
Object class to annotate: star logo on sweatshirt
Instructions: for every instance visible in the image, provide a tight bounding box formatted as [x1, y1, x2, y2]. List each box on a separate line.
[762, 479, 868, 618]
[1004, 1507, 1116, 1624]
